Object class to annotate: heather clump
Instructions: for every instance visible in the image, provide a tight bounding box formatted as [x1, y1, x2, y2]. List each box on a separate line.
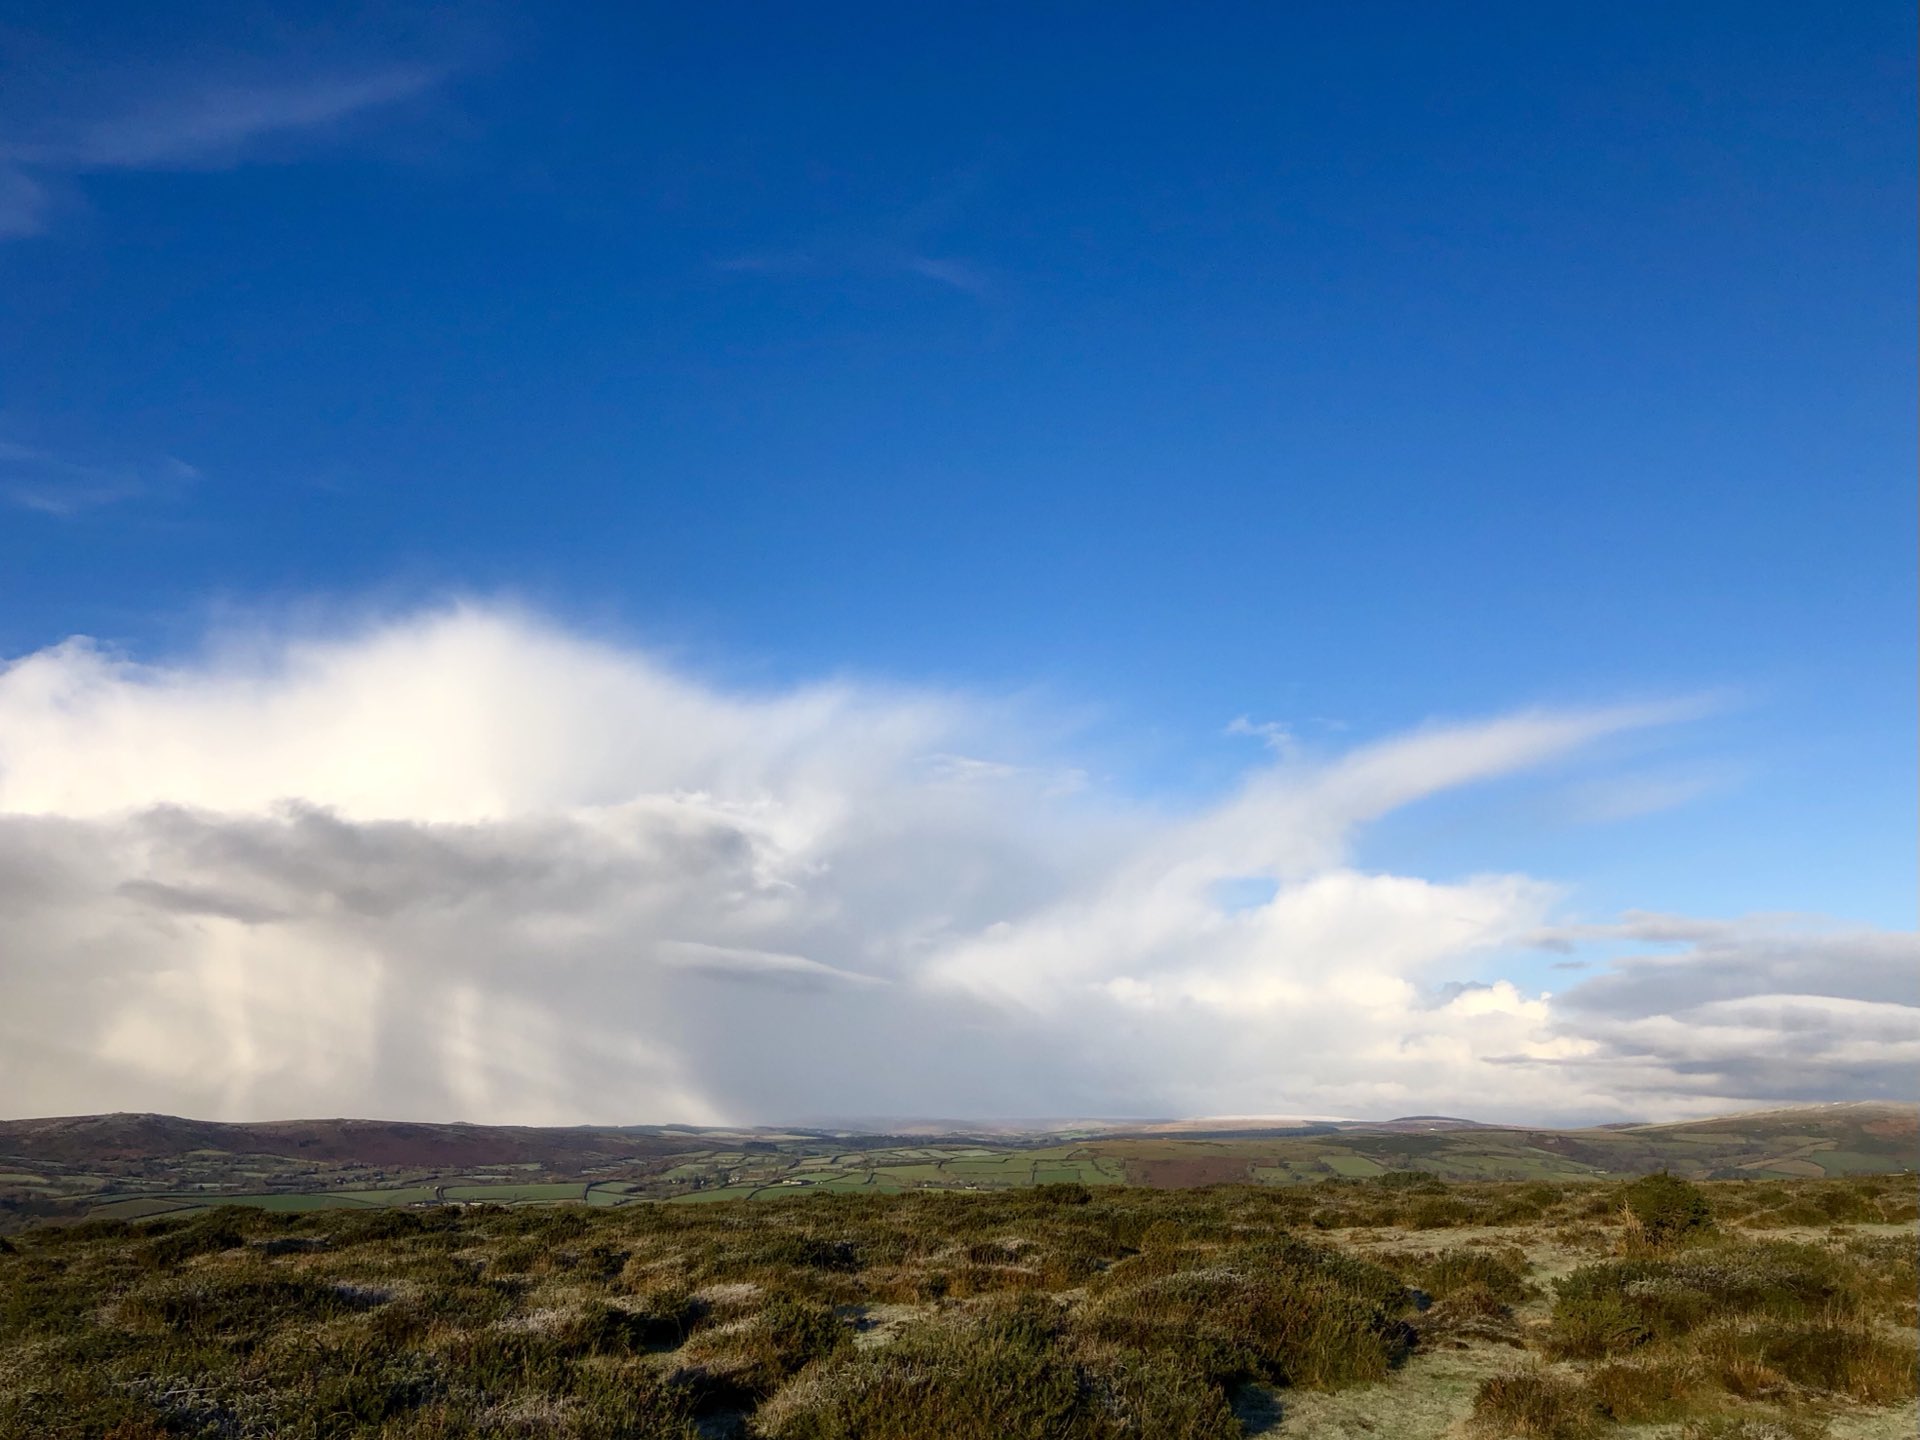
[0, 1173, 1909, 1439]
[1620, 1173, 1714, 1250]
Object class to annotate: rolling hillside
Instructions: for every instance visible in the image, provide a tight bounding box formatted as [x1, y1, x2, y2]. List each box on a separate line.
[0, 1102, 1911, 1231]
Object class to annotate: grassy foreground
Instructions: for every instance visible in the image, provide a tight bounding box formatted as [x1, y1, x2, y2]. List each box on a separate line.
[1, 1174, 1913, 1439]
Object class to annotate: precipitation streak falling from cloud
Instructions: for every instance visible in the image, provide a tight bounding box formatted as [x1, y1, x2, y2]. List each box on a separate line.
[0, 605, 1910, 1127]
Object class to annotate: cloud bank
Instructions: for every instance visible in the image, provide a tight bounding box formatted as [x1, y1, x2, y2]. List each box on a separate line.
[0, 606, 1911, 1126]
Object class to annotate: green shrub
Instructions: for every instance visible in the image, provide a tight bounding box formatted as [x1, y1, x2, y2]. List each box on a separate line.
[1409, 1248, 1532, 1304]
[568, 1291, 705, 1353]
[1025, 1182, 1094, 1206]
[1547, 1241, 1854, 1358]
[756, 1296, 1091, 1440]
[121, 1266, 379, 1341]
[1699, 1317, 1920, 1404]
[1375, 1170, 1446, 1192]
[674, 1292, 849, 1403]
[1403, 1196, 1474, 1229]
[1486, 1198, 1547, 1225]
[1622, 1174, 1713, 1247]
[757, 1294, 1239, 1440]
[1578, 1356, 1704, 1423]
[138, 1212, 250, 1266]
[1078, 1236, 1411, 1388]
[275, 1340, 444, 1431]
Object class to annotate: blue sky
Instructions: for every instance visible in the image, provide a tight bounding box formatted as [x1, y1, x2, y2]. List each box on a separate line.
[0, 4, 1912, 1122]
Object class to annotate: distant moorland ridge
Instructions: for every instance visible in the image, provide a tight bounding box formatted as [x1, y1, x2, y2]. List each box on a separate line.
[1, 1101, 1911, 1233]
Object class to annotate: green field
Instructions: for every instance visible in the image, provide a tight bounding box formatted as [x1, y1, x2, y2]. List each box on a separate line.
[868, 1162, 947, 1180]
[85, 1196, 206, 1220]
[442, 1182, 590, 1203]
[332, 1187, 442, 1206]
[663, 1185, 764, 1204]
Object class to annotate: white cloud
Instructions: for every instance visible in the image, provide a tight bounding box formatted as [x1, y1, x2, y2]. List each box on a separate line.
[0, 165, 48, 238]
[0, 58, 446, 238]
[1563, 769, 1733, 824]
[8, 69, 443, 173]
[0, 605, 1910, 1126]
[714, 170, 999, 302]
[0, 439, 200, 516]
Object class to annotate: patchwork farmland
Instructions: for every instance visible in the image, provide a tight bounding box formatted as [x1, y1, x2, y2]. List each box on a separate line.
[0, 1103, 1911, 1232]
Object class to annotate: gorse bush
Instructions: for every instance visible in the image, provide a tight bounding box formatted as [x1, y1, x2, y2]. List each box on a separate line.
[1621, 1173, 1713, 1248]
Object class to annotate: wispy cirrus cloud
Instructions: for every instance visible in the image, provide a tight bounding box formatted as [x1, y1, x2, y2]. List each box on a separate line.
[0, 439, 200, 517]
[715, 170, 1000, 300]
[0, 42, 452, 239]
[716, 245, 998, 299]
[1562, 768, 1737, 824]
[3, 67, 444, 176]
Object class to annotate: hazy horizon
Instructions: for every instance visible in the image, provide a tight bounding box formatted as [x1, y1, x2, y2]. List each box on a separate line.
[2, 4, 1913, 1130]
[8, 1096, 1912, 1135]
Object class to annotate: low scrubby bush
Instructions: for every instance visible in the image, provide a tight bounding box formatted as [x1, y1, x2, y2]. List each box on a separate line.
[1408, 1247, 1533, 1303]
[121, 1264, 378, 1341]
[674, 1292, 848, 1403]
[1578, 1355, 1704, 1423]
[1078, 1235, 1411, 1389]
[1403, 1195, 1475, 1229]
[1697, 1317, 1919, 1405]
[1471, 1367, 1595, 1438]
[758, 1294, 1239, 1440]
[1547, 1241, 1856, 1358]
[1622, 1173, 1714, 1248]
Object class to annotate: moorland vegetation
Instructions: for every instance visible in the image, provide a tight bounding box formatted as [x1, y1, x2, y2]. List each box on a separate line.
[1, 1170, 1913, 1439]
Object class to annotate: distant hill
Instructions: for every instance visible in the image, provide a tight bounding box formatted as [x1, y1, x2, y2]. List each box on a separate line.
[0, 1102, 1912, 1232]
[1380, 1115, 1493, 1128]
[0, 1112, 708, 1171]
[1, 1103, 1913, 1174]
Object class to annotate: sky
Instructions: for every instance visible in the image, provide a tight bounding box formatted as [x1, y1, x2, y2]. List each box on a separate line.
[0, 2, 1913, 1126]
